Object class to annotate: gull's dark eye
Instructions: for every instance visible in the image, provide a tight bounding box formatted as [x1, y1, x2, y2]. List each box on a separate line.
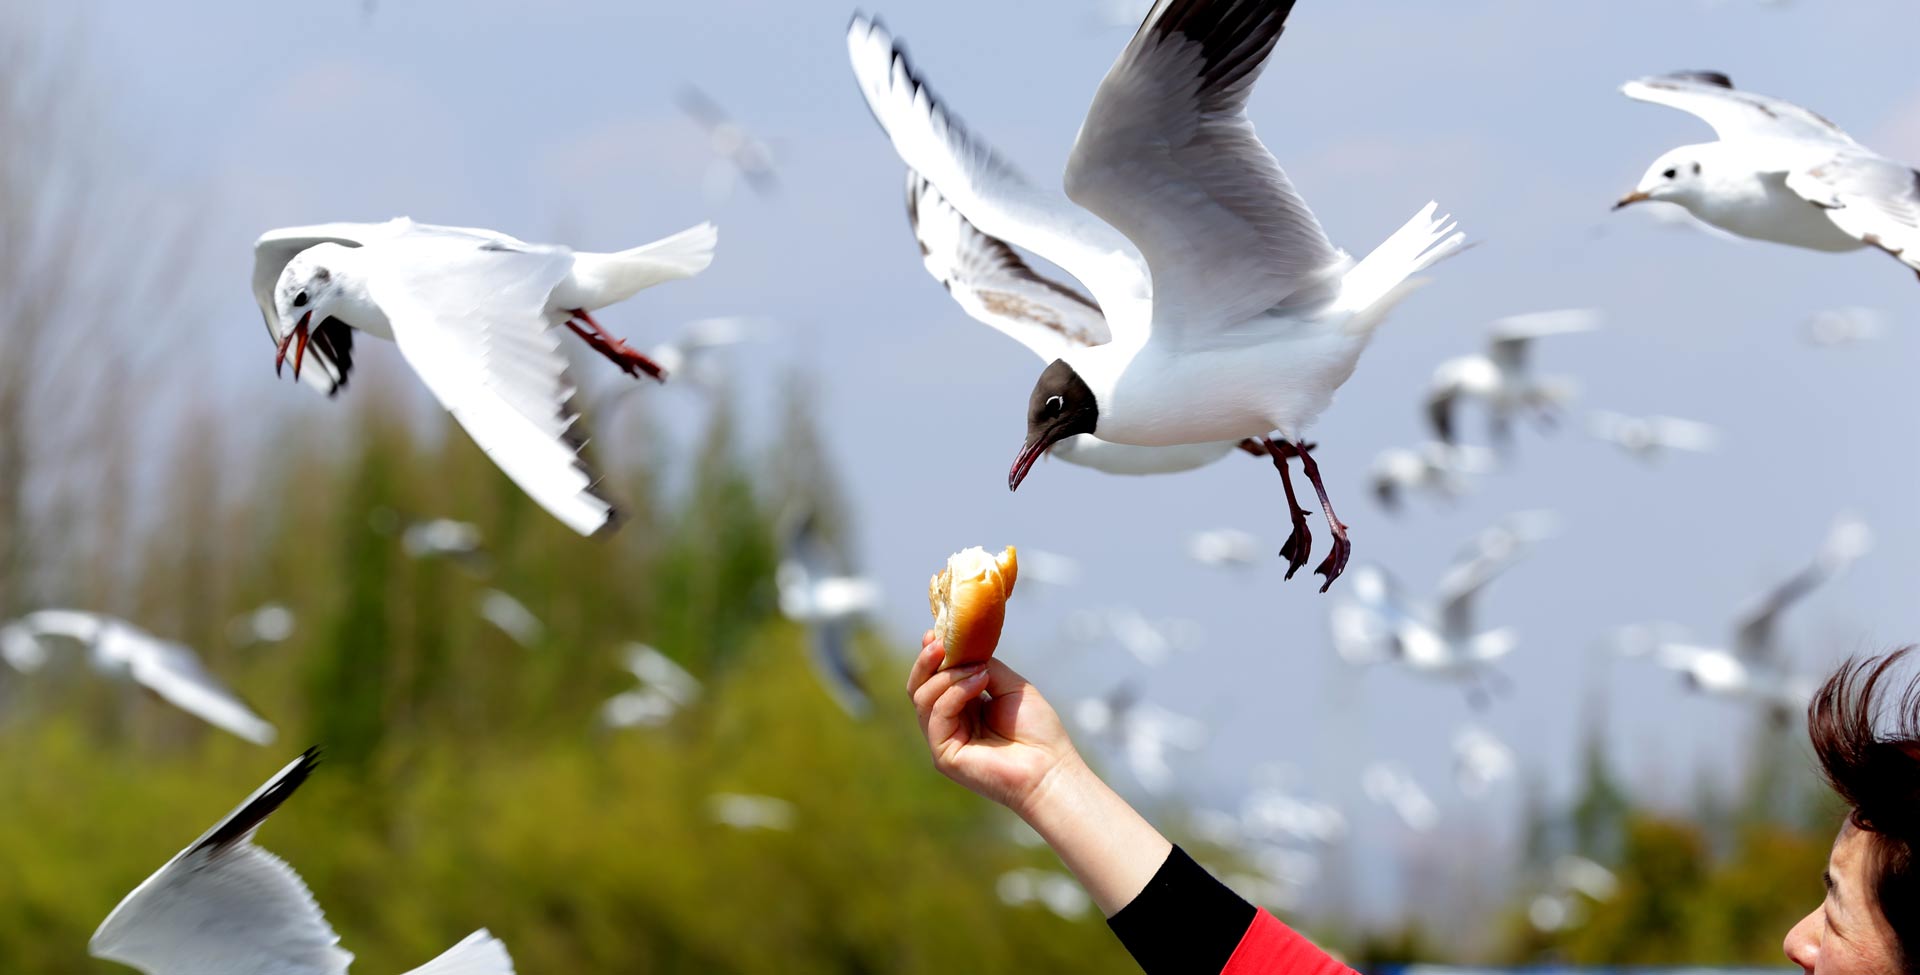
[1045, 395, 1064, 416]
[1662, 168, 1678, 180]
[292, 291, 309, 308]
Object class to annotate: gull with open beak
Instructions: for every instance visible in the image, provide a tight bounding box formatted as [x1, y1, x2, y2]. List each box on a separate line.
[252, 218, 717, 536]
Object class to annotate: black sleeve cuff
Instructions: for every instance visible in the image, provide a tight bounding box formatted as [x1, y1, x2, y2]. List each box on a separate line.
[1106, 845, 1257, 975]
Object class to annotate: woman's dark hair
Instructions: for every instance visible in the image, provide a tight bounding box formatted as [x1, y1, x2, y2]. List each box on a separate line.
[1809, 648, 1920, 966]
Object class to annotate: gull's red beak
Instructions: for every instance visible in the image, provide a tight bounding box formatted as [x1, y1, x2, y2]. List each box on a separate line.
[1008, 435, 1050, 492]
[275, 312, 312, 379]
[1613, 190, 1652, 211]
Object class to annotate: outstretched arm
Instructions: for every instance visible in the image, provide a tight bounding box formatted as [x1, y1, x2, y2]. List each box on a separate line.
[908, 633, 1169, 914]
[907, 634, 1354, 975]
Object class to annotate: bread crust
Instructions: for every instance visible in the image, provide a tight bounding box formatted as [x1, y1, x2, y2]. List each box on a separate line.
[928, 546, 1018, 668]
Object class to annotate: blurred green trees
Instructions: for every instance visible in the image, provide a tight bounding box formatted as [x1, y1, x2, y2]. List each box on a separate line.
[0, 384, 1139, 973]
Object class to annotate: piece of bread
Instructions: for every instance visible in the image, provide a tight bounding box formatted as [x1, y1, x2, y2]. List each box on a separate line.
[928, 545, 1018, 669]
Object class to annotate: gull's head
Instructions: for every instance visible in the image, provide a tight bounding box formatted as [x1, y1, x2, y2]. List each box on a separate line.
[271, 245, 351, 381]
[1616, 147, 1709, 212]
[1010, 359, 1098, 492]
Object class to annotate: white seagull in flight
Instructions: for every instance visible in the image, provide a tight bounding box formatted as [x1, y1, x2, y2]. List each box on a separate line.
[1, 610, 276, 745]
[902, 170, 1257, 476]
[253, 218, 717, 536]
[90, 750, 516, 975]
[850, 0, 1466, 589]
[1616, 72, 1920, 281]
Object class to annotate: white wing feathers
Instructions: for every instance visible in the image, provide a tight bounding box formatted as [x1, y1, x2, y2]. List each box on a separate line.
[1786, 158, 1920, 271]
[401, 930, 517, 975]
[906, 170, 1112, 362]
[90, 751, 354, 975]
[847, 15, 1151, 332]
[370, 237, 619, 537]
[1065, 0, 1348, 333]
[1621, 72, 1859, 148]
[128, 640, 279, 746]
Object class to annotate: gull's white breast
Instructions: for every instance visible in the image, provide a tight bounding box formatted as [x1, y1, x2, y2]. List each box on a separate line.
[1090, 317, 1369, 447]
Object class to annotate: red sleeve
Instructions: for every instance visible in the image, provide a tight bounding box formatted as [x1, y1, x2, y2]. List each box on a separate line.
[1221, 910, 1355, 975]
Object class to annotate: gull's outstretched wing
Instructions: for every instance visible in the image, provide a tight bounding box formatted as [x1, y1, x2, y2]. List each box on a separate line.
[1621, 72, 1860, 148]
[807, 615, 872, 719]
[906, 170, 1112, 362]
[253, 221, 406, 397]
[1065, 0, 1348, 337]
[91, 750, 353, 975]
[400, 929, 517, 975]
[1433, 512, 1555, 641]
[847, 15, 1151, 333]
[1732, 515, 1870, 663]
[124, 635, 278, 746]
[1785, 154, 1920, 273]
[1487, 309, 1600, 375]
[368, 236, 620, 537]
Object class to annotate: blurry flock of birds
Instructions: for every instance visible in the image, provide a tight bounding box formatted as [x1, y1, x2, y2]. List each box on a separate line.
[3, 0, 1912, 968]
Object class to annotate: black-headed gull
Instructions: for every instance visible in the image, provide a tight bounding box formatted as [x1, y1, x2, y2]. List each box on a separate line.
[1185, 528, 1263, 570]
[1425, 310, 1598, 448]
[849, 1, 1466, 589]
[1333, 512, 1556, 705]
[677, 86, 779, 201]
[1586, 411, 1718, 463]
[996, 868, 1093, 920]
[707, 793, 797, 832]
[1451, 725, 1515, 799]
[1615, 72, 1920, 280]
[1805, 306, 1882, 347]
[227, 602, 297, 649]
[900, 171, 1254, 476]
[1, 610, 276, 744]
[476, 589, 544, 649]
[1369, 441, 1493, 512]
[1618, 515, 1869, 720]
[601, 642, 702, 730]
[90, 750, 515, 975]
[1361, 762, 1438, 833]
[253, 218, 717, 536]
[775, 511, 878, 718]
[1072, 684, 1206, 795]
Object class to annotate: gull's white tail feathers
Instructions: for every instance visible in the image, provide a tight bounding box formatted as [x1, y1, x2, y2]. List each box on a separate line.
[1469, 628, 1519, 664]
[568, 222, 719, 309]
[401, 929, 516, 975]
[1337, 202, 1468, 337]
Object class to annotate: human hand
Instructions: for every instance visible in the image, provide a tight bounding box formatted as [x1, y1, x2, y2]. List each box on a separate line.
[907, 631, 1084, 819]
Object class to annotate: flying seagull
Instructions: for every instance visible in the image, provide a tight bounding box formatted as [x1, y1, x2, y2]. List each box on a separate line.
[1618, 514, 1870, 721]
[227, 602, 297, 649]
[677, 85, 779, 201]
[901, 170, 1255, 476]
[849, 1, 1466, 589]
[601, 642, 702, 730]
[1587, 411, 1718, 463]
[90, 750, 516, 975]
[1332, 512, 1556, 706]
[253, 218, 717, 536]
[1425, 310, 1598, 447]
[1369, 441, 1494, 512]
[776, 511, 880, 718]
[1, 610, 276, 745]
[1616, 72, 1920, 280]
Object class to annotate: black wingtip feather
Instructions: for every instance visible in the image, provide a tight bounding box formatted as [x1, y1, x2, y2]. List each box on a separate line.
[1149, 0, 1299, 94]
[192, 748, 320, 855]
[1669, 70, 1734, 89]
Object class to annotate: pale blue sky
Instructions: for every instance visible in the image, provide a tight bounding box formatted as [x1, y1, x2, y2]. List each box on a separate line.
[45, 0, 1920, 918]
